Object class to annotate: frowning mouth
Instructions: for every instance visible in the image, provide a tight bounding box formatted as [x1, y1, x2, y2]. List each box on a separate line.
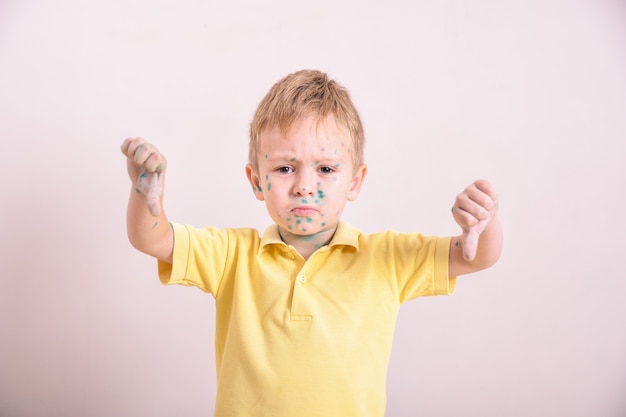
[291, 206, 317, 216]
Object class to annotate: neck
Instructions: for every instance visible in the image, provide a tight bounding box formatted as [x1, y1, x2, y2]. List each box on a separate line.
[278, 226, 336, 260]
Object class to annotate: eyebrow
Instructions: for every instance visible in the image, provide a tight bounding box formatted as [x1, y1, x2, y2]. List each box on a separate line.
[266, 154, 346, 165]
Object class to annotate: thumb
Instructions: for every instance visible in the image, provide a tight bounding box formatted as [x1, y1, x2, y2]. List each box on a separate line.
[462, 218, 489, 261]
[138, 170, 162, 217]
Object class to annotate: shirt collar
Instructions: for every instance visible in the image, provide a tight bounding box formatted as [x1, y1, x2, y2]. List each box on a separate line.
[259, 222, 360, 253]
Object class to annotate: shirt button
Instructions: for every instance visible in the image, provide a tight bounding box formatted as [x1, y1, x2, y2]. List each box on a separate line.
[299, 275, 307, 284]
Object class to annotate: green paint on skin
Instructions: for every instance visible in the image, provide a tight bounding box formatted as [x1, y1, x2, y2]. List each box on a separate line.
[152, 222, 158, 229]
[288, 225, 293, 230]
[267, 183, 271, 191]
[296, 219, 302, 224]
[306, 217, 312, 223]
[334, 164, 340, 167]
[317, 190, 325, 199]
[265, 154, 268, 159]
[301, 199, 308, 204]
[290, 157, 296, 161]
[265, 175, 269, 180]
[321, 222, 326, 227]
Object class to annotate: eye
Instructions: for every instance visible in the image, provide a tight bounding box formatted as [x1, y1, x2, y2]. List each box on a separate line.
[276, 166, 294, 174]
[318, 166, 336, 174]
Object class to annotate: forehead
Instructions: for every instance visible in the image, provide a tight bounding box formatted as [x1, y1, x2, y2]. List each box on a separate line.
[259, 116, 352, 154]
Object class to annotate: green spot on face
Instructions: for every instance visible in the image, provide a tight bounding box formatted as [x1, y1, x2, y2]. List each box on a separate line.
[301, 199, 308, 204]
[317, 190, 325, 199]
[334, 163, 340, 167]
[152, 222, 158, 229]
[306, 217, 312, 223]
[290, 157, 296, 161]
[288, 225, 293, 230]
[296, 219, 302, 224]
[265, 154, 268, 159]
[265, 175, 268, 180]
[321, 222, 326, 227]
[267, 183, 271, 191]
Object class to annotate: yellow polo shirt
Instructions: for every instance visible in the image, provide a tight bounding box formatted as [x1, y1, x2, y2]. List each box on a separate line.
[158, 222, 455, 417]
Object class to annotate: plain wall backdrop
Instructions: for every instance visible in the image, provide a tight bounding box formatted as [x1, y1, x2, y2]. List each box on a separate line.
[1, 0, 625, 416]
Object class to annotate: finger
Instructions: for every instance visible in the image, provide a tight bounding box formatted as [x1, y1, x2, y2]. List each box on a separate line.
[472, 180, 498, 206]
[143, 151, 167, 173]
[137, 170, 162, 216]
[126, 140, 166, 173]
[120, 137, 132, 155]
[145, 171, 161, 217]
[121, 137, 145, 158]
[462, 218, 489, 261]
[454, 196, 490, 223]
[462, 227, 480, 261]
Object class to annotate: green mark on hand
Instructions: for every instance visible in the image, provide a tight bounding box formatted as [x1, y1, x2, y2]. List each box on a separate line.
[152, 222, 158, 229]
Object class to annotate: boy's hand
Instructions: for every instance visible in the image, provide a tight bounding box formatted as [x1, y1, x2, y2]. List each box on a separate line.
[121, 137, 167, 217]
[451, 179, 499, 261]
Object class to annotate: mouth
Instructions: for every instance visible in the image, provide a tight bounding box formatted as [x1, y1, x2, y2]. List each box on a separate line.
[291, 206, 317, 216]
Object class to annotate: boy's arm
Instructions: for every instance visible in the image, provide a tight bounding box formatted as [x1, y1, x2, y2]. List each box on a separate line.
[121, 137, 174, 264]
[448, 179, 503, 277]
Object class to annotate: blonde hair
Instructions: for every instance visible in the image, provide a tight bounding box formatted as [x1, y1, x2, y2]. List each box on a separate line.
[249, 69, 365, 171]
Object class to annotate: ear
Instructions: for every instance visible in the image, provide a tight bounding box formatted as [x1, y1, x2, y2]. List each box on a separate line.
[245, 163, 265, 201]
[346, 164, 367, 201]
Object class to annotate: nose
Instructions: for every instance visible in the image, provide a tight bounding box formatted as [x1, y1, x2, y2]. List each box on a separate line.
[293, 172, 315, 196]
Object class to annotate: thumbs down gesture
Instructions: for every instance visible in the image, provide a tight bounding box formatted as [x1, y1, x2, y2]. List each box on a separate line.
[451, 179, 499, 262]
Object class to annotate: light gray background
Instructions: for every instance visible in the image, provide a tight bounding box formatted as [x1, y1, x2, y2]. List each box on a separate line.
[1, 0, 625, 416]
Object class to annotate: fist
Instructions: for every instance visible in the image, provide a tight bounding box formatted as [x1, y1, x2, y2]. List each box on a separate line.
[451, 179, 499, 261]
[121, 137, 167, 216]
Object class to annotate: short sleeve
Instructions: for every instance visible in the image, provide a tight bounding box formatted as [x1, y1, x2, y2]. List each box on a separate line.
[157, 223, 231, 296]
[391, 234, 456, 303]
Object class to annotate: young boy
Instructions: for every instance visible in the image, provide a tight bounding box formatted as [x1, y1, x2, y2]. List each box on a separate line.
[121, 69, 502, 416]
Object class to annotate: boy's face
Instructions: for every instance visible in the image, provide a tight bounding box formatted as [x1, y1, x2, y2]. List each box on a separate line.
[246, 116, 366, 237]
